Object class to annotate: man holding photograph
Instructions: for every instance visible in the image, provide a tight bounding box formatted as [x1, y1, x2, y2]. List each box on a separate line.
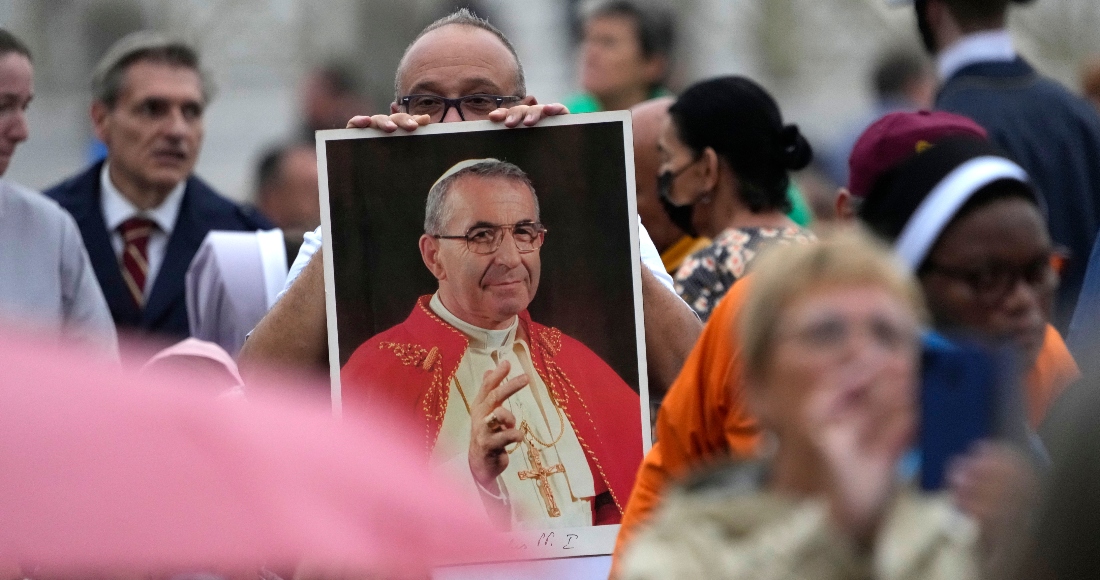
[239, 9, 702, 398]
[341, 159, 642, 529]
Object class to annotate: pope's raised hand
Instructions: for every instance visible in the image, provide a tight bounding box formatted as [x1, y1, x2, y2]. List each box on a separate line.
[469, 360, 528, 492]
[344, 112, 431, 132]
[487, 103, 569, 128]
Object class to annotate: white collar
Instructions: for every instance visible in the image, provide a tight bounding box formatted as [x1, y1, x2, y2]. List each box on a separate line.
[100, 161, 185, 235]
[429, 293, 518, 350]
[937, 29, 1016, 81]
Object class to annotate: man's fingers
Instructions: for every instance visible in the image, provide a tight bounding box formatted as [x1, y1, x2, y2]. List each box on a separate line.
[345, 115, 373, 129]
[401, 102, 571, 130]
[373, 114, 399, 132]
[485, 374, 529, 409]
[486, 406, 517, 431]
[487, 104, 568, 127]
[388, 113, 428, 131]
[484, 428, 524, 452]
[345, 114, 430, 133]
[543, 103, 569, 116]
[474, 361, 512, 406]
[504, 107, 525, 127]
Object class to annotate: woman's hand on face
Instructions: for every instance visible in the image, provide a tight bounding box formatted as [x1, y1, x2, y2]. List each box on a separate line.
[809, 363, 916, 547]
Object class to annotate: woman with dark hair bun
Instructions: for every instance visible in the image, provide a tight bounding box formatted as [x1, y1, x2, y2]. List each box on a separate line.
[659, 75, 815, 320]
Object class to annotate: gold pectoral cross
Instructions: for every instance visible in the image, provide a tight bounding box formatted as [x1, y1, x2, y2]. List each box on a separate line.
[517, 438, 566, 518]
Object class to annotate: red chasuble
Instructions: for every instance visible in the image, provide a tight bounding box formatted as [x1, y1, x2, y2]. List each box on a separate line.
[341, 295, 643, 523]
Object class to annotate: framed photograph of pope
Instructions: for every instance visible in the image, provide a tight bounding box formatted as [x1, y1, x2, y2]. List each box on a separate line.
[318, 111, 650, 560]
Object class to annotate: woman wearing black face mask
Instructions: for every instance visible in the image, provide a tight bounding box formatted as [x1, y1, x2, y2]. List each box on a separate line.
[658, 76, 814, 320]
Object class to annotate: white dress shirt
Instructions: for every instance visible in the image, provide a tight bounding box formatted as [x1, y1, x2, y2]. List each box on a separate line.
[0, 180, 118, 358]
[937, 29, 1017, 81]
[100, 162, 185, 298]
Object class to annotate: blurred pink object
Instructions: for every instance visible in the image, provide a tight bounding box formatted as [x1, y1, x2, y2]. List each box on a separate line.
[142, 338, 245, 396]
[0, 332, 500, 578]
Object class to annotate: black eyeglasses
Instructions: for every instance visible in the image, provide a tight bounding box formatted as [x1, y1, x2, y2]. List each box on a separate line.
[398, 94, 522, 121]
[433, 222, 546, 255]
[921, 251, 1061, 306]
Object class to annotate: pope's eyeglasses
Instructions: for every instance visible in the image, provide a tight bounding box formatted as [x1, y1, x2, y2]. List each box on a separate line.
[433, 222, 546, 254]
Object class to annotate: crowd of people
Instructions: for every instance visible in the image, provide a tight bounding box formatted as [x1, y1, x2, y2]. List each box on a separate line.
[4, 0, 1100, 577]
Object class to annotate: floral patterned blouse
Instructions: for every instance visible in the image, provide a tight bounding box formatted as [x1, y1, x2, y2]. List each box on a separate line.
[673, 226, 816, 321]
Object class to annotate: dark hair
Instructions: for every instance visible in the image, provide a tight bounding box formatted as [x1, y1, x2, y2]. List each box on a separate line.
[586, 1, 674, 60]
[873, 46, 929, 101]
[0, 29, 31, 62]
[584, 1, 674, 92]
[313, 60, 362, 96]
[940, 0, 1034, 28]
[668, 76, 811, 214]
[255, 145, 288, 198]
[255, 141, 314, 199]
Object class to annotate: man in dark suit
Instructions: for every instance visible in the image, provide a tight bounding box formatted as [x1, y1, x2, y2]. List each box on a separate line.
[915, 0, 1100, 332]
[47, 32, 271, 341]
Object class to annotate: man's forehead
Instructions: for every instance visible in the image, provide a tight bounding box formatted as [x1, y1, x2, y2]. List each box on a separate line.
[119, 60, 205, 101]
[397, 24, 519, 96]
[929, 201, 1048, 265]
[447, 175, 536, 221]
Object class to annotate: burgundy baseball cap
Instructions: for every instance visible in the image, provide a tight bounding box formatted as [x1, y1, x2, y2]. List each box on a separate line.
[847, 110, 987, 198]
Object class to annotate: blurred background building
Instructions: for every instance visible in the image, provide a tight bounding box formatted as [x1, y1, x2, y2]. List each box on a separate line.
[3, 0, 1100, 203]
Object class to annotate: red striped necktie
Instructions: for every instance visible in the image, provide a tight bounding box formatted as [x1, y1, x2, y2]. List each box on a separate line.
[118, 217, 157, 308]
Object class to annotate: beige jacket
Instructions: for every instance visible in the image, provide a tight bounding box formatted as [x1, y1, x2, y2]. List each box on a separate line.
[620, 466, 980, 580]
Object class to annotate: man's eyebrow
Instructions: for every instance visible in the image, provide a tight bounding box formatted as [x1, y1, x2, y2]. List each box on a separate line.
[408, 77, 508, 96]
[465, 218, 537, 230]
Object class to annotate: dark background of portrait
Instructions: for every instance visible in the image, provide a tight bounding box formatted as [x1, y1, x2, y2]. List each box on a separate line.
[324, 120, 642, 392]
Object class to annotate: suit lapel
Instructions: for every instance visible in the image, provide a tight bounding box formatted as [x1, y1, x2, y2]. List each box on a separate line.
[143, 179, 204, 328]
[68, 170, 141, 326]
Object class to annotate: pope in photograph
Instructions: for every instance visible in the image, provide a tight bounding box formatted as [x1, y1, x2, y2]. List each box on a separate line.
[341, 159, 642, 530]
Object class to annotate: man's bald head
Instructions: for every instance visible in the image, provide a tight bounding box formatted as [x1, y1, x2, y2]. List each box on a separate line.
[393, 9, 526, 104]
[632, 96, 673, 152]
[631, 96, 683, 252]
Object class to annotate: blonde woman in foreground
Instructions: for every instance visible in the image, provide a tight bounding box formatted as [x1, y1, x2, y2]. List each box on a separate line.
[621, 229, 981, 580]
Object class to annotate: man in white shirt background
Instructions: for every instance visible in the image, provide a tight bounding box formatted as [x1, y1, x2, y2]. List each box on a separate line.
[0, 28, 117, 358]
